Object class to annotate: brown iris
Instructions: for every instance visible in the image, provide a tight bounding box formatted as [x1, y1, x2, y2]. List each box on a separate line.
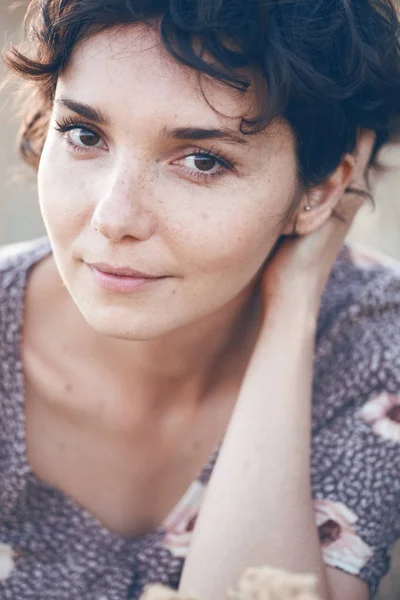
[194, 155, 217, 171]
[78, 129, 100, 147]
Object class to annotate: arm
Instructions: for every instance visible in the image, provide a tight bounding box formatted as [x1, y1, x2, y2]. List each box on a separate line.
[178, 299, 335, 600]
[179, 297, 371, 600]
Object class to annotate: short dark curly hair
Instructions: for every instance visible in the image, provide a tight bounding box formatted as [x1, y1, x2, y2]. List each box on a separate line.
[3, 0, 400, 190]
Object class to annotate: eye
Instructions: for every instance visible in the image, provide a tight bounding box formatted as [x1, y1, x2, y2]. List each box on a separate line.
[174, 149, 236, 181]
[186, 154, 219, 172]
[68, 127, 103, 148]
[54, 118, 107, 153]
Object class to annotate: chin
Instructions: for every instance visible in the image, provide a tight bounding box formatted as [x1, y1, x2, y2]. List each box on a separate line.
[79, 303, 181, 341]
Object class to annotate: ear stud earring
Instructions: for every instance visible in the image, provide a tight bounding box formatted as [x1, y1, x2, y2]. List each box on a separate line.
[305, 204, 312, 211]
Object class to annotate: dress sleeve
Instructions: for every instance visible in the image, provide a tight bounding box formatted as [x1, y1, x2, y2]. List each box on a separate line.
[311, 247, 400, 598]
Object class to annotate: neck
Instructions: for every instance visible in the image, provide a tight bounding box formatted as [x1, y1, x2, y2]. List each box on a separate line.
[40, 256, 263, 413]
[84, 285, 262, 410]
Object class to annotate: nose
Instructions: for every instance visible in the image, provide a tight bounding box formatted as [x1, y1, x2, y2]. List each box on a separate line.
[91, 169, 155, 242]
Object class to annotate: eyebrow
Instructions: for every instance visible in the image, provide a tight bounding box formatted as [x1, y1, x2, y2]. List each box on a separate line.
[161, 126, 249, 146]
[55, 97, 250, 145]
[55, 97, 111, 126]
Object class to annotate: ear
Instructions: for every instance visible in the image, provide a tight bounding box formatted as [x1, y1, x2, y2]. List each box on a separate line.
[282, 154, 356, 236]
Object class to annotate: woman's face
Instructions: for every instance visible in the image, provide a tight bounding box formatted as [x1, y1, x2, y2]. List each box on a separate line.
[38, 25, 299, 340]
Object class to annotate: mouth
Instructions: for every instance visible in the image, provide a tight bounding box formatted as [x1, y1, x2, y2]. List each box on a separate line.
[87, 262, 163, 278]
[85, 262, 169, 293]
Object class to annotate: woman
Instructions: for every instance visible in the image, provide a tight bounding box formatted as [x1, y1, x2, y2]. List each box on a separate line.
[1, 0, 399, 599]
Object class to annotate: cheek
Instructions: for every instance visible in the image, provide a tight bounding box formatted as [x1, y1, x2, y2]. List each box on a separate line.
[167, 200, 283, 284]
[37, 136, 92, 243]
[162, 155, 296, 283]
[175, 171, 296, 285]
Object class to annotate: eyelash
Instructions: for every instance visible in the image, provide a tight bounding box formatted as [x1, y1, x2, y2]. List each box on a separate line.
[53, 117, 237, 181]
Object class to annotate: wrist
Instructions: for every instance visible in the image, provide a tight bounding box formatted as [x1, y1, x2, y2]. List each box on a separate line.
[260, 291, 319, 337]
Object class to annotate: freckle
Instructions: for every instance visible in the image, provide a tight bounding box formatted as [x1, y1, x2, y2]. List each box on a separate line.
[65, 383, 73, 393]
[202, 212, 209, 221]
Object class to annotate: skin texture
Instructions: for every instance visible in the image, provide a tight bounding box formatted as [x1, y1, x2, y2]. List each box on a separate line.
[28, 21, 373, 600]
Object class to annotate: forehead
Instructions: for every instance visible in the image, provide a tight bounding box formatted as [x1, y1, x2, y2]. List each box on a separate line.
[57, 25, 253, 129]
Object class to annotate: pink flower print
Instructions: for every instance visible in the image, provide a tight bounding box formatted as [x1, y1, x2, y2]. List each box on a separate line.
[361, 393, 400, 442]
[0, 544, 16, 581]
[162, 480, 206, 558]
[313, 500, 373, 574]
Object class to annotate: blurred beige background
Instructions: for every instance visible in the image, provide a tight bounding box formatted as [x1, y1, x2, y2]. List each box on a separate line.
[0, 3, 399, 599]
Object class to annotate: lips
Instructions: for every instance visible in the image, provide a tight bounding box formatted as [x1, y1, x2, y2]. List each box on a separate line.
[86, 261, 168, 294]
[87, 262, 161, 278]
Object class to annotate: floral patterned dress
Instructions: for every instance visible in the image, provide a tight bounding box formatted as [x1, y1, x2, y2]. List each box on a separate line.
[0, 237, 398, 599]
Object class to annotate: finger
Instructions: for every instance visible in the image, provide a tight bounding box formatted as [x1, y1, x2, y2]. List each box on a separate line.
[351, 129, 376, 187]
[335, 191, 365, 224]
[335, 131, 376, 225]
[320, 190, 364, 253]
